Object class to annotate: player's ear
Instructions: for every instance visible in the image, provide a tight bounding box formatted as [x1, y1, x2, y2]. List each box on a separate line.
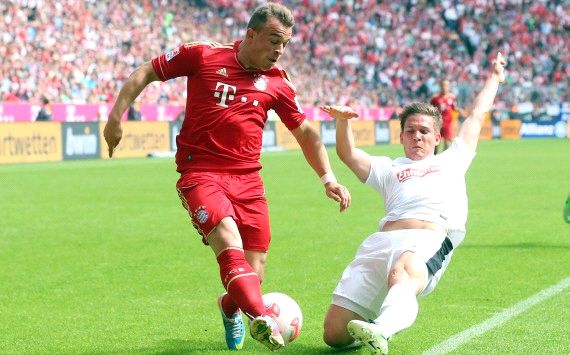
[245, 27, 256, 41]
[434, 131, 441, 145]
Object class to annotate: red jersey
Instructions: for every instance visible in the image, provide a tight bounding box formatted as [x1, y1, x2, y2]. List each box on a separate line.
[430, 94, 457, 123]
[152, 41, 305, 173]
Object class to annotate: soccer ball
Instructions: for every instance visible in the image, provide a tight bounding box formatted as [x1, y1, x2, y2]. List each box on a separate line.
[262, 292, 303, 344]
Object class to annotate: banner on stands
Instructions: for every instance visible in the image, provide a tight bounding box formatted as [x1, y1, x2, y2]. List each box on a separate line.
[303, 106, 396, 121]
[0, 102, 184, 122]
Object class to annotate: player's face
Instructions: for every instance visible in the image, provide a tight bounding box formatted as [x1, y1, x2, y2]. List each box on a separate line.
[441, 80, 450, 94]
[247, 17, 292, 70]
[400, 114, 441, 160]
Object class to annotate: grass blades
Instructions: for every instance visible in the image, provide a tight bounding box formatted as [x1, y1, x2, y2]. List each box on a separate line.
[1, 139, 569, 354]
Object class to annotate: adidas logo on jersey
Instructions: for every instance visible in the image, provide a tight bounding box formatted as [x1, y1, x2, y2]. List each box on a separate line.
[216, 68, 228, 77]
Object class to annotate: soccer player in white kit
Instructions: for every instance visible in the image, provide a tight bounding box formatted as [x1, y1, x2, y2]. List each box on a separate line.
[320, 53, 506, 354]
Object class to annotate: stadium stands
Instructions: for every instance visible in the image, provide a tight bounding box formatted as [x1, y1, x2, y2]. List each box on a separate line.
[1, 0, 568, 112]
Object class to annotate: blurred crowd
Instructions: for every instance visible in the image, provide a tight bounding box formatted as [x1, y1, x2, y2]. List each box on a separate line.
[1, 0, 568, 111]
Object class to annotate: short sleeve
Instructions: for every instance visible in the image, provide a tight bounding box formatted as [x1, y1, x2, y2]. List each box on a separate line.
[272, 68, 305, 131]
[365, 156, 393, 193]
[151, 42, 203, 81]
[440, 138, 476, 173]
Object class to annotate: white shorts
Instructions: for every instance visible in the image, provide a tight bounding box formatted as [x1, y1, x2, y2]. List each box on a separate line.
[332, 229, 453, 321]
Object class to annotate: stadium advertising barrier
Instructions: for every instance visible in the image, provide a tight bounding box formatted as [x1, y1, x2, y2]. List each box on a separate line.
[519, 120, 568, 139]
[375, 121, 390, 144]
[350, 121, 376, 146]
[389, 120, 401, 144]
[262, 121, 277, 149]
[0, 122, 62, 163]
[275, 120, 321, 150]
[1, 109, 568, 165]
[319, 121, 375, 147]
[320, 121, 336, 146]
[169, 121, 182, 151]
[500, 119, 522, 139]
[62, 122, 101, 160]
[480, 116, 493, 141]
[98, 121, 169, 159]
[451, 110, 460, 137]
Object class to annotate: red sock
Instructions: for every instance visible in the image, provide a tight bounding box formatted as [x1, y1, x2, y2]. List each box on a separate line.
[220, 293, 239, 316]
[217, 248, 266, 319]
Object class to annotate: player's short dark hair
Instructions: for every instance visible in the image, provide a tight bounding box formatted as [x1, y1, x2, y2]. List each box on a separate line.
[399, 102, 443, 131]
[248, 2, 294, 31]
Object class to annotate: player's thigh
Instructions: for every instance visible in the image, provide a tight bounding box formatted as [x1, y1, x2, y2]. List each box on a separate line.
[388, 251, 428, 293]
[176, 172, 236, 243]
[230, 173, 271, 252]
[323, 304, 365, 347]
[206, 216, 244, 254]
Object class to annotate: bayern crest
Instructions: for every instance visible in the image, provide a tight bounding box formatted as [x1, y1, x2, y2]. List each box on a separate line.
[253, 75, 268, 91]
[194, 206, 209, 224]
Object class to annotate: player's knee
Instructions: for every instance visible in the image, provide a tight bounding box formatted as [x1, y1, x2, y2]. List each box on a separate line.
[322, 322, 352, 348]
[245, 251, 266, 281]
[388, 264, 409, 288]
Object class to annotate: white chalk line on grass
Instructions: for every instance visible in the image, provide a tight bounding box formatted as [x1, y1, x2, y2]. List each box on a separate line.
[423, 277, 570, 355]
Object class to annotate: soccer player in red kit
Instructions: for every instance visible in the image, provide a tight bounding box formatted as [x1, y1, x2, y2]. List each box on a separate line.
[430, 78, 462, 153]
[103, 2, 351, 352]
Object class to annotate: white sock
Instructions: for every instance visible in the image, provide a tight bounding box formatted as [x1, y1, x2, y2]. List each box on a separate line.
[374, 283, 418, 339]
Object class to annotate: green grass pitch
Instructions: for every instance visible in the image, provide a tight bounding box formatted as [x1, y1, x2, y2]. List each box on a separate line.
[1, 139, 569, 354]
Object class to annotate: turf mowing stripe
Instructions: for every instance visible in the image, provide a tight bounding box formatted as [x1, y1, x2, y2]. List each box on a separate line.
[423, 277, 570, 355]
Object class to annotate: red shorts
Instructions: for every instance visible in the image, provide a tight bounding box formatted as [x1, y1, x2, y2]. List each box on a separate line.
[176, 171, 271, 252]
[440, 118, 453, 140]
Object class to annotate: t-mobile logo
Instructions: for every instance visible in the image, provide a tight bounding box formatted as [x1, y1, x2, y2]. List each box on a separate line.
[213, 82, 259, 108]
[214, 82, 236, 107]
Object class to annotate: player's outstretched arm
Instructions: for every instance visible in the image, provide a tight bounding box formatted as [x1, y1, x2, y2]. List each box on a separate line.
[320, 105, 372, 183]
[104, 62, 160, 157]
[458, 52, 506, 151]
[291, 121, 351, 212]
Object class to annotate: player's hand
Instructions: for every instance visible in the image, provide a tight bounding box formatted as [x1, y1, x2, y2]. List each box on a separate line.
[492, 52, 506, 83]
[103, 118, 123, 157]
[320, 105, 359, 121]
[325, 182, 351, 212]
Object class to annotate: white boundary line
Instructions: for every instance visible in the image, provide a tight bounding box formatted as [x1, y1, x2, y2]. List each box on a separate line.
[423, 277, 570, 355]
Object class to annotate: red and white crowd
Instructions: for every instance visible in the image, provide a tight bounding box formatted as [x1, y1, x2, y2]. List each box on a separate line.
[1, 0, 568, 110]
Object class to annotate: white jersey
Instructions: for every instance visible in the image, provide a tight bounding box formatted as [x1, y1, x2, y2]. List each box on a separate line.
[365, 138, 476, 246]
